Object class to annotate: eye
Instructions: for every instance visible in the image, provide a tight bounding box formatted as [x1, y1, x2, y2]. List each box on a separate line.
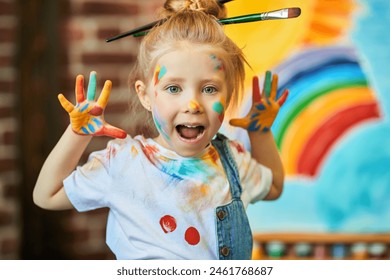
[202, 86, 218, 95]
[165, 85, 181, 95]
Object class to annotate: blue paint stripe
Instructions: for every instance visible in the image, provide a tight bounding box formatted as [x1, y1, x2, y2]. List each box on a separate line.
[80, 103, 89, 112]
[92, 118, 102, 126]
[81, 127, 89, 134]
[88, 123, 96, 133]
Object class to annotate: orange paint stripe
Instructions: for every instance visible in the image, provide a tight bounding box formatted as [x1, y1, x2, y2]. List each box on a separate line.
[281, 87, 376, 176]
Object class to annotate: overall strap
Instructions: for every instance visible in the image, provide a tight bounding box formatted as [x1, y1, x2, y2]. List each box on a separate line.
[211, 133, 253, 260]
[211, 133, 242, 199]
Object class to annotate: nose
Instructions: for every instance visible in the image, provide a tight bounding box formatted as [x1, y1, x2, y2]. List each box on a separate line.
[186, 99, 204, 114]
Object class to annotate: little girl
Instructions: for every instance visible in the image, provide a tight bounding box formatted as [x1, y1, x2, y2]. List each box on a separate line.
[33, 0, 287, 260]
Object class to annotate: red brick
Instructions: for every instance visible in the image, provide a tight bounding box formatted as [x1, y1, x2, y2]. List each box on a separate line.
[81, 53, 135, 65]
[2, 183, 18, 199]
[0, 56, 12, 67]
[80, 2, 139, 16]
[0, 106, 13, 118]
[0, 159, 16, 172]
[0, 1, 15, 15]
[68, 228, 90, 243]
[0, 209, 13, 226]
[1, 238, 18, 255]
[0, 27, 15, 43]
[3, 131, 16, 145]
[0, 80, 13, 93]
[62, 25, 84, 43]
[97, 27, 121, 41]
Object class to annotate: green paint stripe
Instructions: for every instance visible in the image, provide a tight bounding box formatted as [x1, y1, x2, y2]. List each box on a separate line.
[87, 72, 97, 101]
[275, 79, 368, 149]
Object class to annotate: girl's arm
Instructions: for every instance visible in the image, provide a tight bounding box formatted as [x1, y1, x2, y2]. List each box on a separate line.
[33, 126, 92, 210]
[248, 131, 284, 200]
[230, 72, 288, 200]
[33, 72, 126, 210]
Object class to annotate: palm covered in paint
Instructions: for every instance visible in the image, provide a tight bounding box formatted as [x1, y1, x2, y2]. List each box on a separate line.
[58, 71, 127, 139]
[230, 71, 288, 132]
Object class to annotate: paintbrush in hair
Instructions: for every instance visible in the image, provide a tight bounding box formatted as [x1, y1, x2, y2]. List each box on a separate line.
[106, 0, 235, 42]
[219, 7, 301, 25]
[131, 7, 301, 38]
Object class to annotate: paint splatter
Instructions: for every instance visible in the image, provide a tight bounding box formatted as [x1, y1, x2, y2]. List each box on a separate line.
[212, 101, 225, 123]
[189, 100, 201, 111]
[185, 227, 200, 245]
[141, 143, 160, 165]
[154, 65, 167, 86]
[231, 141, 245, 154]
[209, 54, 224, 71]
[131, 146, 138, 157]
[160, 215, 177, 233]
[152, 107, 171, 142]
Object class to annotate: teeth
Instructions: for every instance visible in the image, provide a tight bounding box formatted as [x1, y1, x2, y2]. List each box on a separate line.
[184, 125, 198, 128]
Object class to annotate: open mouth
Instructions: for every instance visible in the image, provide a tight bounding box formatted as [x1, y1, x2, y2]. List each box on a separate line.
[176, 124, 205, 141]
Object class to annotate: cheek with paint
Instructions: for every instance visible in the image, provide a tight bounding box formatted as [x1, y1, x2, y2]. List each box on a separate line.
[212, 100, 225, 123]
[153, 65, 167, 98]
[152, 107, 171, 142]
[154, 65, 167, 85]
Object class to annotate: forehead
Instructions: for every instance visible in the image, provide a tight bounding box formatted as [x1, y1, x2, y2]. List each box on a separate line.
[154, 47, 225, 78]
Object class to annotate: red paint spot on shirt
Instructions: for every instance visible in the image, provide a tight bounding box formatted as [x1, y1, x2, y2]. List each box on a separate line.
[185, 227, 200, 245]
[160, 215, 177, 233]
[232, 142, 245, 154]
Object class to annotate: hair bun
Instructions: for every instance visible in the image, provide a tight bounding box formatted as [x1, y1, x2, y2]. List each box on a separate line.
[161, 0, 227, 19]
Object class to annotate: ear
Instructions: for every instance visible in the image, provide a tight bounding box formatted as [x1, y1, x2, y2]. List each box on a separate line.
[135, 80, 151, 111]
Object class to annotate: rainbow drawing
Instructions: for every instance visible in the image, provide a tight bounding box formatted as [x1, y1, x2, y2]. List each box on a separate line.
[271, 45, 381, 178]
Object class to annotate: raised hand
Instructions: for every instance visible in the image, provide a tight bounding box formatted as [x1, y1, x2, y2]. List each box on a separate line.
[58, 71, 127, 139]
[229, 71, 288, 133]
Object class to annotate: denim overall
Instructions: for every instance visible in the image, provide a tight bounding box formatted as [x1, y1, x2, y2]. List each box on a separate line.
[211, 134, 253, 260]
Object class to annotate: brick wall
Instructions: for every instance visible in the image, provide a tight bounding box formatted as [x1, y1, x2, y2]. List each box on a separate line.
[0, 0, 164, 260]
[0, 0, 20, 259]
[57, 0, 165, 259]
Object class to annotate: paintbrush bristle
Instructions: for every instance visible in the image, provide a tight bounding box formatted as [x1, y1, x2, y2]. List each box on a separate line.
[288, 7, 301, 18]
[218, 0, 234, 4]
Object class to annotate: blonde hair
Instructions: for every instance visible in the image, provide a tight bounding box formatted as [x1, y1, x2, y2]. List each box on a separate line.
[127, 0, 246, 137]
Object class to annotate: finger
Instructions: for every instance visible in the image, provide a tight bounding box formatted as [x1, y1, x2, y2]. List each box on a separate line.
[58, 94, 74, 113]
[263, 71, 272, 98]
[229, 118, 249, 129]
[87, 71, 97, 101]
[277, 89, 289, 106]
[99, 125, 127, 139]
[75, 75, 85, 103]
[270, 73, 278, 101]
[97, 80, 112, 109]
[252, 76, 261, 104]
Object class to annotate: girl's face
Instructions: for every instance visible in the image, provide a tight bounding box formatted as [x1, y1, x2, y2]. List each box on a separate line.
[137, 47, 228, 157]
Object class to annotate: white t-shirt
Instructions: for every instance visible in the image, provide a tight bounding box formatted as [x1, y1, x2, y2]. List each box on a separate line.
[64, 135, 272, 259]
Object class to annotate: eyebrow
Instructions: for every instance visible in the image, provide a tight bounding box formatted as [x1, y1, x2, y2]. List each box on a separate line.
[161, 77, 185, 83]
[160, 77, 224, 86]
